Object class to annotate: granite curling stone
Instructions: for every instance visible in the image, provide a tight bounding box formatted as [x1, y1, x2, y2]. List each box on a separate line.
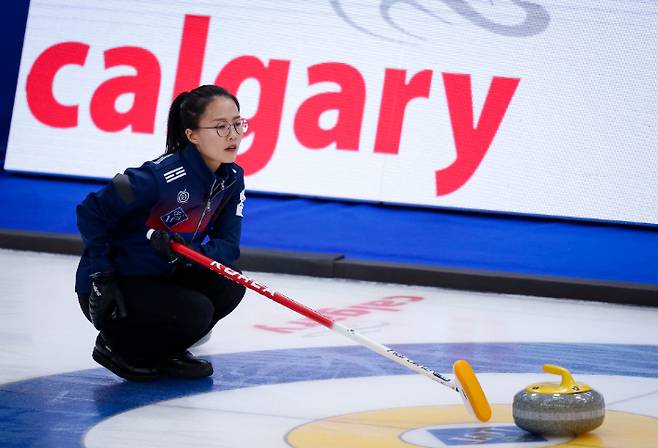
[513, 364, 605, 436]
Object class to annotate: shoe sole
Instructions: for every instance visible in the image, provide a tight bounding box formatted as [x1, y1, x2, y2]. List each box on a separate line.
[160, 365, 214, 378]
[92, 348, 161, 382]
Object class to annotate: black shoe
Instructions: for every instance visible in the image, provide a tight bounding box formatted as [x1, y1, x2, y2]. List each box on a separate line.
[160, 351, 213, 378]
[92, 335, 161, 382]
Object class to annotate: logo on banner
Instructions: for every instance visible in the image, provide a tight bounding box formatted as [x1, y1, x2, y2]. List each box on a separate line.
[330, 0, 550, 45]
[20, 13, 520, 197]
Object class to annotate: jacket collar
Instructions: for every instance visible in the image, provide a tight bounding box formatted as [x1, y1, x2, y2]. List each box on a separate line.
[179, 144, 236, 186]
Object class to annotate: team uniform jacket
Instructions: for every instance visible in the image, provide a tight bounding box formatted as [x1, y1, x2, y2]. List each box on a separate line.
[75, 144, 246, 295]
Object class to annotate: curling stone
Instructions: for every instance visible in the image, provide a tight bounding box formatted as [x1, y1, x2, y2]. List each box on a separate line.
[513, 364, 605, 436]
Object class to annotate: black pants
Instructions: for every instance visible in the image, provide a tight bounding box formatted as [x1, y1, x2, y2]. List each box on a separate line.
[78, 265, 246, 363]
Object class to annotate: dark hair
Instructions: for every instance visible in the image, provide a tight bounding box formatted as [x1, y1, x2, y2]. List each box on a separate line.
[165, 85, 240, 154]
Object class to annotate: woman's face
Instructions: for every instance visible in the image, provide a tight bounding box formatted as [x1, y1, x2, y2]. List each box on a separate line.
[186, 96, 243, 172]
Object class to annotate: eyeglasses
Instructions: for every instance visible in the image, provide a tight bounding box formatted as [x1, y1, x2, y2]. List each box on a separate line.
[197, 118, 249, 137]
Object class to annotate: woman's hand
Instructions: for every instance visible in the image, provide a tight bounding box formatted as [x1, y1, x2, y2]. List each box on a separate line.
[89, 272, 127, 330]
[149, 230, 186, 262]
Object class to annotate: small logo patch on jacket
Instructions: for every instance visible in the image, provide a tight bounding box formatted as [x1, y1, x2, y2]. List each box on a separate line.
[164, 166, 186, 183]
[160, 207, 189, 227]
[177, 189, 190, 204]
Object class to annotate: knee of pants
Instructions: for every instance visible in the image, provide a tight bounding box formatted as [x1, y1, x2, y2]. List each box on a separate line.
[235, 283, 247, 300]
[213, 283, 246, 322]
[230, 283, 247, 307]
[177, 293, 215, 332]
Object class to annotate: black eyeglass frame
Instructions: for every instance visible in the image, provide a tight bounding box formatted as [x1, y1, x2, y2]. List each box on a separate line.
[197, 118, 249, 137]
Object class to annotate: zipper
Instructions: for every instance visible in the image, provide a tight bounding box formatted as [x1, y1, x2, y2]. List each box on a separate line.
[190, 179, 216, 243]
[190, 177, 237, 243]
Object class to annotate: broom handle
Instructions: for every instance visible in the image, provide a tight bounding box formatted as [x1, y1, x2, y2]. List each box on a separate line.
[160, 235, 457, 390]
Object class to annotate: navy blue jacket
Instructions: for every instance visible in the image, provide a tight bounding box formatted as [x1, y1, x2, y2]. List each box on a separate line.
[75, 145, 245, 294]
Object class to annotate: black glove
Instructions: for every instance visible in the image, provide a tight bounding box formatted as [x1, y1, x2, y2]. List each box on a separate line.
[89, 272, 127, 331]
[149, 230, 186, 262]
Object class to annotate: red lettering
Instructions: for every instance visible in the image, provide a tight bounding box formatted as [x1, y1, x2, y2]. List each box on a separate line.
[288, 319, 320, 328]
[379, 295, 424, 305]
[216, 56, 290, 176]
[353, 302, 399, 311]
[406, 295, 423, 302]
[253, 325, 298, 334]
[315, 308, 346, 322]
[374, 69, 432, 154]
[24, 14, 521, 200]
[26, 42, 89, 128]
[89, 47, 161, 133]
[325, 308, 369, 318]
[172, 15, 209, 99]
[437, 73, 519, 195]
[254, 294, 423, 334]
[294, 62, 365, 151]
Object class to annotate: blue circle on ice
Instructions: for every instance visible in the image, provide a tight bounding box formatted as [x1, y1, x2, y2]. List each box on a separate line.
[1, 343, 657, 447]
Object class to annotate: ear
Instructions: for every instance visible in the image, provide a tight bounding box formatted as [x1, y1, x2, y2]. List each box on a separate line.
[185, 128, 200, 145]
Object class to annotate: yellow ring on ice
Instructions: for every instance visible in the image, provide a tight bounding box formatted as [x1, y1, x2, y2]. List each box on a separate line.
[286, 405, 658, 447]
